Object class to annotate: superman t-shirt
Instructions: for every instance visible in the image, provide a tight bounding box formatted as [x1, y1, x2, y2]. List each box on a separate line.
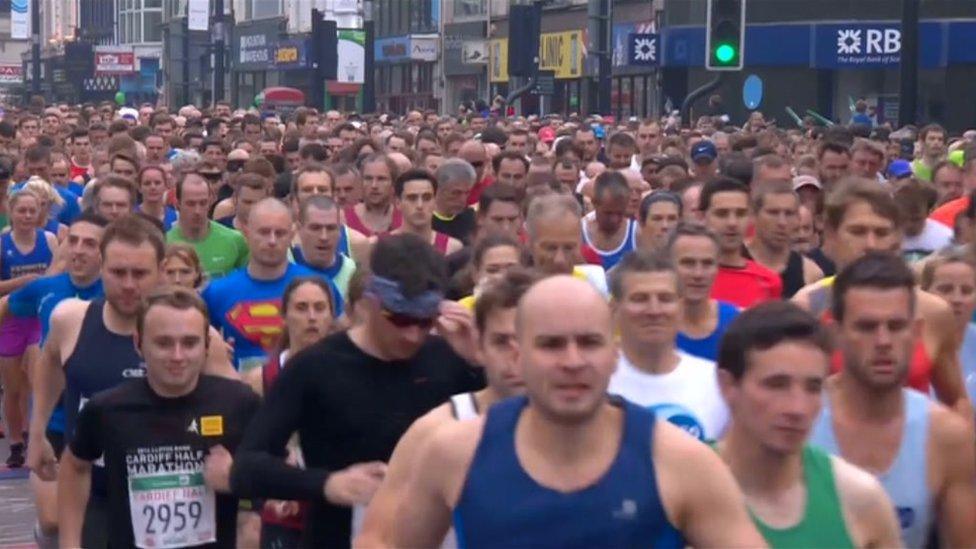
[202, 264, 343, 372]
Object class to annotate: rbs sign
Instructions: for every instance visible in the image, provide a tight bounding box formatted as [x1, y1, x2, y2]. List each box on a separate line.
[821, 24, 901, 67]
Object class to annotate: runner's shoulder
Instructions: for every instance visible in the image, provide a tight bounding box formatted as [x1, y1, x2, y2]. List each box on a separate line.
[928, 399, 975, 452]
[830, 453, 892, 512]
[49, 296, 91, 326]
[196, 374, 261, 405]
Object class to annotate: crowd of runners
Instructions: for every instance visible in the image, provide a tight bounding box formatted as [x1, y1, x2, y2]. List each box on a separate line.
[0, 97, 968, 547]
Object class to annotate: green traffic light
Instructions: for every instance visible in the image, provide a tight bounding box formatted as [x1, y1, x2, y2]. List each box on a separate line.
[715, 43, 736, 64]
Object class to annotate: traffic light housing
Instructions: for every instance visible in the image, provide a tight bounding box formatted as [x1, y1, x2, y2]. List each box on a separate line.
[706, 0, 745, 70]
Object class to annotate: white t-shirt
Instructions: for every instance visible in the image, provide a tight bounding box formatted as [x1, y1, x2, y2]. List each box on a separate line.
[902, 219, 952, 256]
[608, 350, 729, 441]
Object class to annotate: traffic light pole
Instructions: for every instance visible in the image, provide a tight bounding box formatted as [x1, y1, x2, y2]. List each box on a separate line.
[680, 72, 725, 127]
[213, 0, 225, 104]
[898, 0, 919, 127]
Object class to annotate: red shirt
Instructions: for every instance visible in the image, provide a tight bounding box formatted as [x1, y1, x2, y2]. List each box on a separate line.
[711, 260, 783, 309]
[467, 175, 494, 206]
[929, 196, 969, 228]
[69, 160, 91, 181]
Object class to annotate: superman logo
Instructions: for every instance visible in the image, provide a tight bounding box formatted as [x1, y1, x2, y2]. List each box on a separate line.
[226, 299, 284, 349]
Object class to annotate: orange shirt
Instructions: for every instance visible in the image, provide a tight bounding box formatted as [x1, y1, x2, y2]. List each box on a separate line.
[929, 196, 969, 228]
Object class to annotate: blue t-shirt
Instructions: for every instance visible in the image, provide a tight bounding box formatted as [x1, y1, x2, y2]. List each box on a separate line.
[9, 272, 103, 434]
[136, 204, 179, 231]
[66, 181, 86, 198]
[13, 181, 81, 225]
[676, 301, 740, 362]
[202, 263, 343, 371]
[8, 272, 104, 343]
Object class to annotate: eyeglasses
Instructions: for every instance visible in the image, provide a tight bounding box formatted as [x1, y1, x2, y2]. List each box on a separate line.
[380, 307, 435, 329]
[469, 161, 484, 168]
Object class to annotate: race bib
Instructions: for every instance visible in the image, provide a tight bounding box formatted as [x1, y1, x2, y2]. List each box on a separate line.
[128, 470, 216, 549]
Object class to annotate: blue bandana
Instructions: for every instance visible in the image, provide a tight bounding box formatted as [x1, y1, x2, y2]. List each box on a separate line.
[366, 275, 443, 318]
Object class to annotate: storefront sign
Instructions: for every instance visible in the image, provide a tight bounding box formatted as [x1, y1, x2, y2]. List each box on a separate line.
[489, 39, 508, 83]
[490, 30, 584, 83]
[11, 0, 28, 40]
[411, 35, 439, 62]
[94, 47, 135, 75]
[274, 40, 308, 70]
[627, 33, 658, 66]
[333, 0, 359, 14]
[818, 24, 901, 68]
[188, 0, 209, 31]
[613, 21, 654, 67]
[376, 36, 410, 62]
[337, 29, 366, 83]
[661, 19, 976, 69]
[539, 31, 583, 79]
[444, 22, 486, 75]
[239, 34, 271, 65]
[0, 65, 23, 85]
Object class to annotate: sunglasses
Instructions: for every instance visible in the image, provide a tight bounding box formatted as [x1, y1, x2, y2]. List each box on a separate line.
[198, 172, 222, 181]
[380, 307, 435, 329]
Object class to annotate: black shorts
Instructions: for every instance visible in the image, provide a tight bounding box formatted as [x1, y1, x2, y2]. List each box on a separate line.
[45, 430, 65, 460]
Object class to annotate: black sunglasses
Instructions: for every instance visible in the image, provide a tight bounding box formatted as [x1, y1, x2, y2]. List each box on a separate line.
[380, 307, 435, 329]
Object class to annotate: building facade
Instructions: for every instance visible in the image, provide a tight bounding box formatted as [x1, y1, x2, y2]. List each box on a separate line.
[373, 0, 440, 113]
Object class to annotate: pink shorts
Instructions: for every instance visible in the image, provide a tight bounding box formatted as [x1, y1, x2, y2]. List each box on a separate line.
[0, 316, 41, 357]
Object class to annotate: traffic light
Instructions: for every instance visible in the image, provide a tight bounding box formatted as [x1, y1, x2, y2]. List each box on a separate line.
[706, 0, 745, 70]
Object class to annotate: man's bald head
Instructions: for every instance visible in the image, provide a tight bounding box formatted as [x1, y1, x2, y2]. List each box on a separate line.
[247, 197, 293, 225]
[228, 148, 250, 161]
[459, 140, 486, 158]
[516, 275, 610, 339]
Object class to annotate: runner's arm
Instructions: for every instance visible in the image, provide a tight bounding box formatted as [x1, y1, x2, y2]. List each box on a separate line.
[28, 308, 67, 439]
[928, 303, 973, 422]
[230, 359, 331, 502]
[204, 325, 239, 380]
[57, 449, 92, 548]
[355, 406, 449, 547]
[0, 295, 8, 326]
[935, 410, 976, 547]
[390, 425, 461, 548]
[655, 422, 767, 548]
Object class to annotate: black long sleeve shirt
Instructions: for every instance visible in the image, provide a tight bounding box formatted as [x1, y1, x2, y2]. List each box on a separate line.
[230, 330, 484, 547]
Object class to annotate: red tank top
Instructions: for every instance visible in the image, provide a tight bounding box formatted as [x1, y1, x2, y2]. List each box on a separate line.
[342, 205, 403, 237]
[259, 353, 307, 531]
[433, 231, 450, 255]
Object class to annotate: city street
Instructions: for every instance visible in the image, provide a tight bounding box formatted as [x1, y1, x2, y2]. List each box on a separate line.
[0, 438, 34, 548]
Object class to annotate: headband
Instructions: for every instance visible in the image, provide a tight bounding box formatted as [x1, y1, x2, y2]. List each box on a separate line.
[366, 275, 443, 319]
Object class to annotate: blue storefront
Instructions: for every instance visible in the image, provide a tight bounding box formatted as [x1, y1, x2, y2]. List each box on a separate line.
[659, 19, 976, 132]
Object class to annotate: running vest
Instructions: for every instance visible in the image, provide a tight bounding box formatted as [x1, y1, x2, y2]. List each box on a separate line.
[580, 218, 638, 271]
[749, 445, 855, 548]
[433, 232, 451, 255]
[453, 396, 684, 549]
[291, 246, 357, 297]
[809, 388, 932, 549]
[0, 229, 52, 280]
[449, 392, 479, 420]
[343, 205, 403, 237]
[780, 251, 806, 298]
[63, 299, 144, 440]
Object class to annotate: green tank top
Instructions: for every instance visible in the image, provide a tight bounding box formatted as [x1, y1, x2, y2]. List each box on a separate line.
[751, 445, 855, 549]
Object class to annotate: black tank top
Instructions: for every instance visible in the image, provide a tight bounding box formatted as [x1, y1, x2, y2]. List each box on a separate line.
[781, 251, 806, 298]
[63, 299, 144, 440]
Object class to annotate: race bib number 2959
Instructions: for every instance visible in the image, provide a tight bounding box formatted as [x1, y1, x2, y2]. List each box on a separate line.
[128, 471, 216, 549]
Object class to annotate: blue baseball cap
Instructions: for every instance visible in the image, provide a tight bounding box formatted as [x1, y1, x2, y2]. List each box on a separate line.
[691, 140, 718, 163]
[886, 159, 913, 179]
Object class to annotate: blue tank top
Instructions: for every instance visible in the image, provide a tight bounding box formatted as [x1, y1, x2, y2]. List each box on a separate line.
[676, 301, 740, 361]
[809, 388, 932, 549]
[337, 225, 351, 257]
[453, 395, 684, 549]
[581, 218, 638, 271]
[0, 229, 52, 280]
[63, 299, 144, 440]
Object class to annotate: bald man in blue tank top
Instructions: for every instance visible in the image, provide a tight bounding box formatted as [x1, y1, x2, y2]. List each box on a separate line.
[391, 276, 764, 548]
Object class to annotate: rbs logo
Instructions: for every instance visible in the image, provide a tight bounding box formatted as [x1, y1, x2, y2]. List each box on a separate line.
[836, 28, 901, 55]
